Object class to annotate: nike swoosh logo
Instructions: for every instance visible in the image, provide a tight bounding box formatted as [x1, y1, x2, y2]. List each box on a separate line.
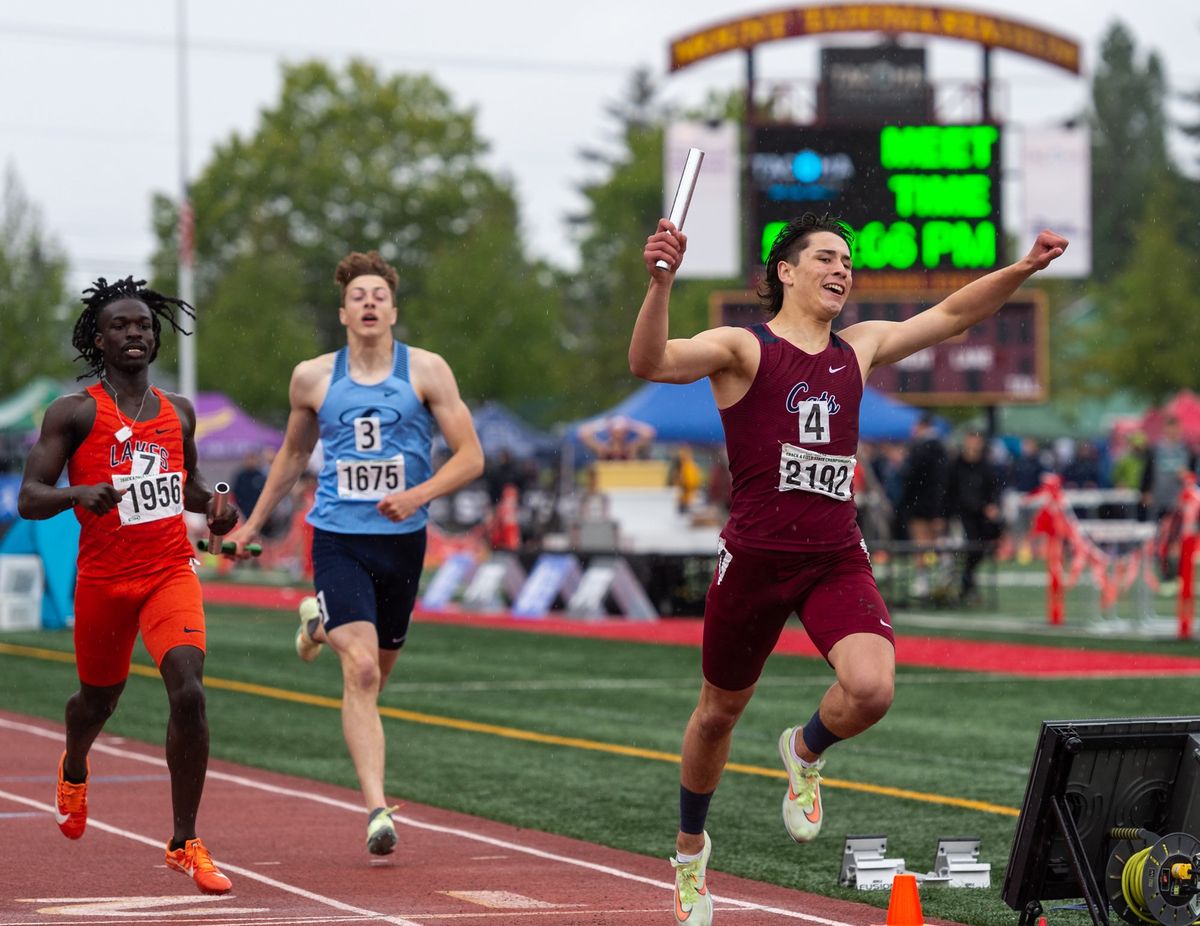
[805, 790, 822, 825]
[829, 365, 846, 373]
[54, 809, 71, 824]
[155, 427, 170, 434]
[674, 885, 706, 921]
[880, 619, 892, 629]
[183, 627, 202, 634]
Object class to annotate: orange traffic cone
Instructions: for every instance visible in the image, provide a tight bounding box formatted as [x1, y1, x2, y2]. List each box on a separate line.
[883, 873, 924, 926]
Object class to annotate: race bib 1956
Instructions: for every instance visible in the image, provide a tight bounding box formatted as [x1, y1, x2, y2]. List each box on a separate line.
[336, 455, 405, 500]
[113, 471, 184, 525]
[778, 444, 856, 501]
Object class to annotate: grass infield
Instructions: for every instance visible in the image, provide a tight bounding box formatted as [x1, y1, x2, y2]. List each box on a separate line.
[1, 602, 1196, 926]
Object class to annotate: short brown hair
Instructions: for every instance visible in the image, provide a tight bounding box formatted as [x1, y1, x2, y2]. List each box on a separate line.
[334, 251, 399, 301]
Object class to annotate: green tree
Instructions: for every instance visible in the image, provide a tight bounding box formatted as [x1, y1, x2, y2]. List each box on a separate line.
[196, 253, 318, 416]
[564, 71, 742, 415]
[1176, 39, 1200, 255]
[149, 59, 558, 417]
[564, 69, 666, 410]
[1090, 22, 1172, 282]
[0, 166, 72, 395]
[1086, 177, 1200, 402]
[407, 191, 570, 421]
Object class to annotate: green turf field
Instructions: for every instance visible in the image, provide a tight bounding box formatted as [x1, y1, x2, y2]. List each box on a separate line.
[1, 601, 1196, 926]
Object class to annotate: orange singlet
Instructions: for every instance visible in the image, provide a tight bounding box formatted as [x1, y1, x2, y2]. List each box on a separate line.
[68, 383, 204, 686]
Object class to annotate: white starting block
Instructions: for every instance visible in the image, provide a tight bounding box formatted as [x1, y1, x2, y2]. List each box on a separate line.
[921, 837, 991, 888]
[839, 835, 906, 890]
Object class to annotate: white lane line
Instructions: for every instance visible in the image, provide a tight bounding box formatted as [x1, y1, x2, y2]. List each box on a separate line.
[0, 717, 857, 925]
[0, 917, 404, 926]
[440, 892, 561, 909]
[0, 788, 421, 926]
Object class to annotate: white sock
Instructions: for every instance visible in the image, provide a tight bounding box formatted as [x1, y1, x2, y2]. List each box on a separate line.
[675, 848, 703, 864]
[790, 729, 820, 767]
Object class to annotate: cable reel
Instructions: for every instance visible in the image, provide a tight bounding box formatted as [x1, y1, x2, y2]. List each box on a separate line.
[1106, 828, 1200, 926]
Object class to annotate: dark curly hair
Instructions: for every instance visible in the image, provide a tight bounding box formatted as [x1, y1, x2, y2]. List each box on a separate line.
[334, 251, 399, 301]
[757, 213, 854, 316]
[71, 276, 195, 380]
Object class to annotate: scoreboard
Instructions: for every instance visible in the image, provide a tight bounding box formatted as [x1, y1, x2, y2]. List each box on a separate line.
[750, 124, 1004, 290]
[710, 289, 1048, 405]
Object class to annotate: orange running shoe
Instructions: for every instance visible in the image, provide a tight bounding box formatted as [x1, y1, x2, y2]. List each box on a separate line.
[165, 838, 233, 895]
[55, 752, 88, 839]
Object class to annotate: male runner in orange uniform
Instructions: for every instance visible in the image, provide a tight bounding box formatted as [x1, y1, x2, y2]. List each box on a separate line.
[18, 277, 239, 895]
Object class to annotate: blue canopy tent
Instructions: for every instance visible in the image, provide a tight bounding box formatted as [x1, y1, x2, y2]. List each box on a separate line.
[433, 401, 560, 461]
[571, 379, 929, 446]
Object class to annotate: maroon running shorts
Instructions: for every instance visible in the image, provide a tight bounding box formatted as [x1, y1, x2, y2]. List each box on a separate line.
[701, 535, 895, 691]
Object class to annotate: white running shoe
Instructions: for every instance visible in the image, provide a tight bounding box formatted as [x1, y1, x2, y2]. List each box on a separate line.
[778, 727, 824, 843]
[366, 805, 399, 855]
[296, 597, 322, 662]
[671, 830, 713, 925]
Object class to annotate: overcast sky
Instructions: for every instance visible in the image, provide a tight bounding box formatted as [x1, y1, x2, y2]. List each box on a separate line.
[1, 0, 1197, 296]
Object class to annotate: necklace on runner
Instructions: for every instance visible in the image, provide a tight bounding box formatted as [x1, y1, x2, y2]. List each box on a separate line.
[102, 377, 151, 443]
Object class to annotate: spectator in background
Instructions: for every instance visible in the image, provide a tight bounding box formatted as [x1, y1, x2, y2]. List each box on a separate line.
[1112, 433, 1148, 491]
[1008, 436, 1049, 493]
[1061, 440, 1105, 489]
[946, 430, 1003, 604]
[484, 449, 526, 505]
[670, 445, 704, 515]
[232, 449, 268, 530]
[706, 448, 732, 518]
[899, 413, 949, 596]
[578, 415, 656, 460]
[871, 441, 907, 538]
[854, 443, 893, 545]
[1141, 416, 1198, 582]
[1111, 433, 1148, 519]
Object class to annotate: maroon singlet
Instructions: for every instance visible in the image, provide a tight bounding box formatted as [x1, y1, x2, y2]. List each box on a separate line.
[719, 323, 864, 553]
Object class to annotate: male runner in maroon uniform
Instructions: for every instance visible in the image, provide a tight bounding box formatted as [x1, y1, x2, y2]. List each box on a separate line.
[630, 213, 1067, 926]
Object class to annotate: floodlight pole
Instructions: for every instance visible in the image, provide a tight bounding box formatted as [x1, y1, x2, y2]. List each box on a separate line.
[176, 0, 196, 401]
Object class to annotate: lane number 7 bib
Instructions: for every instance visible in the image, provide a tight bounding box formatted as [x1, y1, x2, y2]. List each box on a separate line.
[778, 444, 856, 501]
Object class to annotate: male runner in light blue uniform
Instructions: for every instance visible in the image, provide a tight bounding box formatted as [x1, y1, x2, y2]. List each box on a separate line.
[229, 250, 483, 854]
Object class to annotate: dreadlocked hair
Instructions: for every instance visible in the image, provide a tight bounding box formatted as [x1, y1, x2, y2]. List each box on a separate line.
[756, 213, 854, 316]
[71, 276, 195, 380]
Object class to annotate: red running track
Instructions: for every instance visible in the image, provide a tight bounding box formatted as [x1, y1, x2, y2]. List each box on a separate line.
[203, 582, 1200, 679]
[0, 710, 943, 926]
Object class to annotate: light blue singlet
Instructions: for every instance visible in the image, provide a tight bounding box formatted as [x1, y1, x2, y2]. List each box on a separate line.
[307, 342, 434, 535]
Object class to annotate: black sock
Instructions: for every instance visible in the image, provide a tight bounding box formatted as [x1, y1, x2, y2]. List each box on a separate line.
[679, 785, 715, 838]
[801, 710, 844, 757]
